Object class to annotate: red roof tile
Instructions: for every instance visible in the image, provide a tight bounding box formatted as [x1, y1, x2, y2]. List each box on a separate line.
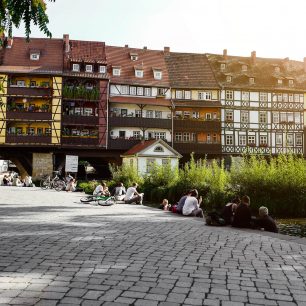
[106, 46, 170, 87]
[1, 37, 63, 73]
[123, 139, 157, 155]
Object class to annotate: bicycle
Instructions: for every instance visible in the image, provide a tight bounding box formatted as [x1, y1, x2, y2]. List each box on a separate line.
[80, 194, 116, 206]
[40, 171, 66, 192]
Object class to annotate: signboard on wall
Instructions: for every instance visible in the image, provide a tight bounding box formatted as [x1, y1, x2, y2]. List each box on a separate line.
[65, 155, 78, 173]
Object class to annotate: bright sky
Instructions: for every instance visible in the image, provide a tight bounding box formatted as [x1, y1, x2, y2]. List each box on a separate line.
[13, 0, 306, 61]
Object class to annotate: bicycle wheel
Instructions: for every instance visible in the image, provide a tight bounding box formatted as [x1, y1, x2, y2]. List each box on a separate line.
[54, 180, 65, 192]
[40, 179, 50, 189]
[80, 196, 94, 203]
[98, 197, 116, 206]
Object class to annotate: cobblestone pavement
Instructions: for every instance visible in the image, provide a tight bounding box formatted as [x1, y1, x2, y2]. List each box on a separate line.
[1, 187, 306, 306]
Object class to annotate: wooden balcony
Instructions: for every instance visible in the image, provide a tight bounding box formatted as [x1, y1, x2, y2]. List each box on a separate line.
[62, 115, 99, 125]
[61, 137, 99, 146]
[7, 86, 53, 97]
[173, 142, 222, 154]
[108, 138, 142, 150]
[6, 111, 52, 121]
[6, 135, 51, 144]
[109, 117, 171, 129]
[174, 119, 220, 132]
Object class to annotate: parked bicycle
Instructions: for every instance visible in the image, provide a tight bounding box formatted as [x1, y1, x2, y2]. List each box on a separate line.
[40, 171, 66, 191]
[80, 195, 116, 206]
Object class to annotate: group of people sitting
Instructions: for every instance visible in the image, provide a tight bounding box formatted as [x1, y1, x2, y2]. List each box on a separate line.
[93, 181, 144, 204]
[2, 172, 33, 187]
[160, 191, 278, 233]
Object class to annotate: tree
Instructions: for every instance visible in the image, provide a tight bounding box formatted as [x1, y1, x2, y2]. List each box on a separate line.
[0, 0, 55, 41]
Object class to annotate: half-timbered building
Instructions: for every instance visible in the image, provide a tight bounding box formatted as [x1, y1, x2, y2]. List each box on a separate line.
[207, 50, 304, 156]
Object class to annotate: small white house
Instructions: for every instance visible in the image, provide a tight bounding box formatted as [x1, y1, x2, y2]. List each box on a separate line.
[121, 139, 182, 175]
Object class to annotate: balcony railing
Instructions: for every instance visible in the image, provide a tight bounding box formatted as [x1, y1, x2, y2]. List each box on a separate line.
[6, 134, 51, 144]
[6, 111, 52, 121]
[173, 142, 221, 154]
[108, 138, 142, 150]
[109, 117, 171, 129]
[174, 118, 220, 131]
[7, 86, 52, 97]
[62, 115, 99, 125]
[61, 137, 99, 146]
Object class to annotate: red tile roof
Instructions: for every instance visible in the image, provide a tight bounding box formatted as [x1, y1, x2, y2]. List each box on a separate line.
[106, 46, 170, 87]
[109, 96, 172, 107]
[165, 52, 219, 89]
[68, 40, 106, 63]
[1, 37, 63, 73]
[123, 139, 157, 155]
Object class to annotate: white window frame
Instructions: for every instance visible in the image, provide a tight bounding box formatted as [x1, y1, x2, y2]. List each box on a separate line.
[113, 68, 121, 76]
[154, 132, 166, 140]
[135, 110, 142, 118]
[248, 135, 256, 145]
[146, 158, 156, 173]
[249, 77, 255, 84]
[135, 70, 144, 78]
[259, 112, 267, 124]
[241, 91, 249, 101]
[259, 92, 268, 102]
[287, 134, 294, 146]
[198, 91, 211, 100]
[296, 134, 302, 146]
[144, 88, 151, 97]
[242, 64, 248, 72]
[85, 65, 93, 73]
[220, 63, 226, 71]
[30, 53, 40, 61]
[276, 134, 282, 146]
[129, 86, 137, 95]
[99, 65, 106, 73]
[137, 87, 144, 96]
[146, 110, 154, 118]
[154, 70, 162, 80]
[133, 131, 141, 139]
[277, 79, 283, 85]
[272, 113, 279, 123]
[239, 135, 246, 146]
[84, 108, 93, 116]
[225, 90, 233, 100]
[184, 91, 191, 100]
[121, 85, 129, 95]
[72, 63, 80, 72]
[259, 135, 268, 145]
[226, 76, 232, 83]
[155, 111, 162, 119]
[225, 135, 233, 145]
[241, 111, 249, 123]
[176, 90, 183, 99]
[175, 132, 182, 142]
[225, 110, 234, 122]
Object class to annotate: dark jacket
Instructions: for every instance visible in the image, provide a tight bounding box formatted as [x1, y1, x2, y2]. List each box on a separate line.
[222, 203, 235, 225]
[256, 215, 278, 233]
[232, 203, 252, 228]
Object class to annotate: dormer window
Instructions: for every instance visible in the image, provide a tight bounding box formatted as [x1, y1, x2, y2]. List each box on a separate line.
[249, 77, 255, 84]
[288, 79, 294, 87]
[130, 53, 138, 61]
[242, 64, 248, 72]
[226, 75, 232, 83]
[220, 63, 226, 71]
[99, 65, 106, 73]
[85, 65, 93, 73]
[72, 63, 80, 72]
[113, 67, 121, 76]
[153, 69, 162, 80]
[277, 79, 283, 85]
[275, 66, 281, 73]
[135, 69, 144, 78]
[30, 53, 40, 61]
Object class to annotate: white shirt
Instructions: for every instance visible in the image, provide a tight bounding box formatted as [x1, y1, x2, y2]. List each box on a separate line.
[93, 185, 103, 195]
[124, 187, 137, 201]
[183, 196, 199, 215]
[114, 186, 126, 196]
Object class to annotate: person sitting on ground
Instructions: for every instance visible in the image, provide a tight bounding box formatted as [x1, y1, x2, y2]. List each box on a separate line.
[159, 199, 171, 211]
[176, 190, 192, 214]
[66, 177, 77, 192]
[24, 176, 33, 187]
[93, 182, 110, 197]
[222, 196, 240, 225]
[182, 189, 204, 219]
[232, 195, 252, 228]
[2, 175, 11, 186]
[14, 176, 24, 187]
[124, 183, 143, 204]
[112, 182, 126, 201]
[255, 206, 278, 233]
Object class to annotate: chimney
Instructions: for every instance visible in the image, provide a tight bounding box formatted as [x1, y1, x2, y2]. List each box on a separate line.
[143, 46, 147, 50]
[164, 46, 170, 55]
[223, 49, 227, 60]
[251, 51, 256, 65]
[124, 44, 129, 48]
[63, 34, 70, 53]
[283, 57, 289, 70]
[304, 57, 306, 73]
[6, 38, 13, 49]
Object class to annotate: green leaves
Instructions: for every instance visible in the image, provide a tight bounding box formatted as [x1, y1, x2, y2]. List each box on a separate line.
[0, 0, 55, 40]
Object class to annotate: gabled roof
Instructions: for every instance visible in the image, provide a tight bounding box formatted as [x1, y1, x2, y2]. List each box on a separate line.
[165, 52, 219, 89]
[207, 53, 306, 91]
[105, 45, 170, 87]
[0, 37, 63, 73]
[122, 139, 182, 158]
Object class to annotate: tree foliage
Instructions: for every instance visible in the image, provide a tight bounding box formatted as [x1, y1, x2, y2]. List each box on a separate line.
[0, 0, 55, 40]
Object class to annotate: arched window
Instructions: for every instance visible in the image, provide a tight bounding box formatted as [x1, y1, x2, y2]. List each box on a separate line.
[154, 146, 164, 152]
